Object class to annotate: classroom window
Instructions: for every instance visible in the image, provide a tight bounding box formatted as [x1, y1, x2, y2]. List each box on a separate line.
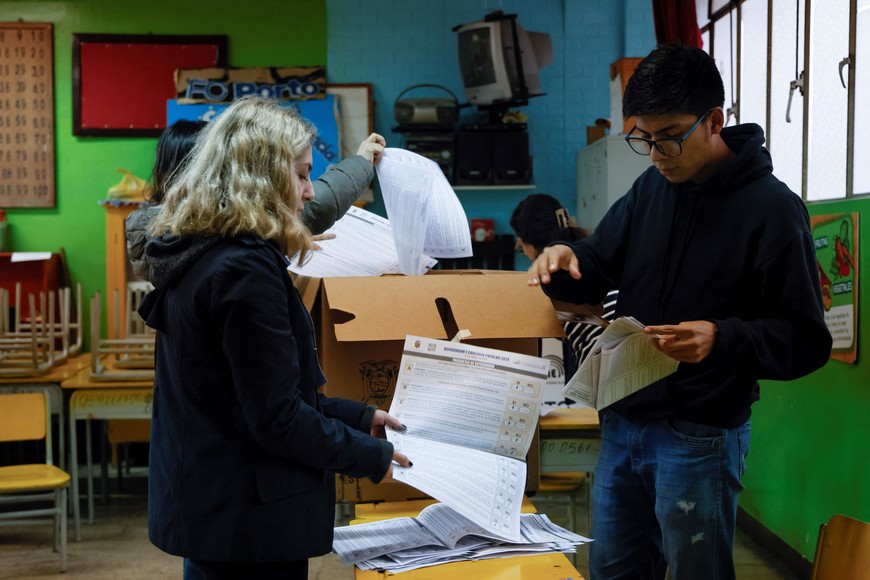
[699, 0, 865, 201]
[767, 0, 805, 198]
[807, 0, 849, 201]
[855, 0, 870, 195]
[739, 0, 768, 130]
[712, 10, 738, 126]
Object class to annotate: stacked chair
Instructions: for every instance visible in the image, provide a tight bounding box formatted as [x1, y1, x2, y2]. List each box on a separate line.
[0, 284, 83, 377]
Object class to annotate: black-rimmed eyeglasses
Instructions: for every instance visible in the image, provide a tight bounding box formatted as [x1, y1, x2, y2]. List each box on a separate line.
[624, 109, 712, 157]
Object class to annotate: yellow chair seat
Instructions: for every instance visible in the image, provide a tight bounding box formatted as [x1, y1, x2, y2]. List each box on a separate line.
[0, 464, 71, 493]
[539, 472, 586, 492]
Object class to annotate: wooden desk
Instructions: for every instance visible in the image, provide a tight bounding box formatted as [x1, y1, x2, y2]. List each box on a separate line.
[0, 353, 92, 471]
[539, 408, 600, 474]
[61, 362, 153, 541]
[351, 499, 585, 579]
[539, 407, 601, 537]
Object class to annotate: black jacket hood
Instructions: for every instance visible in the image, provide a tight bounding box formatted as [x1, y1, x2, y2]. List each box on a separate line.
[684, 123, 771, 194]
[144, 233, 222, 290]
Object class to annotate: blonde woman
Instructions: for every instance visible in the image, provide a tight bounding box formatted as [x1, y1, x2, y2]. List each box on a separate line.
[139, 97, 409, 579]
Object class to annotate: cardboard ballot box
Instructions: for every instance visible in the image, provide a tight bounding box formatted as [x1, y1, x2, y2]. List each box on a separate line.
[296, 271, 564, 503]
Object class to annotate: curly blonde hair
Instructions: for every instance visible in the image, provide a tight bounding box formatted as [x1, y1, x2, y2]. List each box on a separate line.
[150, 96, 315, 261]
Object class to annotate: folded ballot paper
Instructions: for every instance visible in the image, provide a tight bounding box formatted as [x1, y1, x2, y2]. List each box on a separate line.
[562, 316, 679, 410]
[332, 502, 591, 574]
[289, 148, 472, 277]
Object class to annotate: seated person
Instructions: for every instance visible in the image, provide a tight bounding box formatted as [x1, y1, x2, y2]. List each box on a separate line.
[510, 193, 618, 377]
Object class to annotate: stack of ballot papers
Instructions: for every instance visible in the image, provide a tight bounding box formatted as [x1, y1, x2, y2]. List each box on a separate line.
[332, 502, 591, 574]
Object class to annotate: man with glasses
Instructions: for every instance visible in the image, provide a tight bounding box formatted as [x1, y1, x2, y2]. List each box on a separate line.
[528, 44, 831, 579]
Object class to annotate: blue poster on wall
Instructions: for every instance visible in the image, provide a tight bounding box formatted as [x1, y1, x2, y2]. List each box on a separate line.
[166, 95, 340, 180]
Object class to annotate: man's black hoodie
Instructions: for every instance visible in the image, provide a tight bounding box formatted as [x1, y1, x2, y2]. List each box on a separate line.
[543, 123, 832, 427]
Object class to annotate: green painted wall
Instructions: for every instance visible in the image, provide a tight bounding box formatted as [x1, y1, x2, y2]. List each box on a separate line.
[740, 197, 870, 562]
[0, 0, 326, 340]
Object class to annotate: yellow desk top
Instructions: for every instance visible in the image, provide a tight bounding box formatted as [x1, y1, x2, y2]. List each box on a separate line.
[351, 498, 584, 579]
[0, 352, 92, 384]
[540, 407, 599, 431]
[353, 551, 583, 579]
[61, 362, 153, 389]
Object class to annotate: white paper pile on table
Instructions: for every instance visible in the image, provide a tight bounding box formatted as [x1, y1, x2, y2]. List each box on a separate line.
[332, 502, 591, 574]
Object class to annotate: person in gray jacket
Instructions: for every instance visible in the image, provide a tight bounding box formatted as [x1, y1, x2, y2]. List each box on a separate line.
[126, 119, 385, 281]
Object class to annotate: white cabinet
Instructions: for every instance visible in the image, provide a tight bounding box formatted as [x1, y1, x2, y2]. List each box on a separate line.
[576, 135, 651, 231]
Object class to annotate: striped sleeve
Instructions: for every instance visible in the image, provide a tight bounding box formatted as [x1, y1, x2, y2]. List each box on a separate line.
[563, 289, 619, 365]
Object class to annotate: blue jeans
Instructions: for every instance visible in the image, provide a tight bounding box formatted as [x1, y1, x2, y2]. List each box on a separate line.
[589, 410, 751, 580]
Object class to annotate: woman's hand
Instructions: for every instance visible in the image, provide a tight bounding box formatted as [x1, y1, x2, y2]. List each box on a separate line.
[356, 133, 387, 165]
[383, 449, 412, 483]
[310, 232, 336, 251]
[371, 409, 405, 438]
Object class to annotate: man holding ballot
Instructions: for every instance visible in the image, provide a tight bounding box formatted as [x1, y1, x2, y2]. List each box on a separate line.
[528, 44, 831, 579]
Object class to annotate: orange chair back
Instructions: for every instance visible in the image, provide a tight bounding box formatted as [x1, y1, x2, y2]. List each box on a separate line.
[0, 393, 46, 442]
[811, 514, 870, 580]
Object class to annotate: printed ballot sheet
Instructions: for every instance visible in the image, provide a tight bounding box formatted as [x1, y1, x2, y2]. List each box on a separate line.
[332, 502, 592, 573]
[562, 316, 679, 410]
[386, 335, 550, 541]
[376, 148, 472, 274]
[288, 205, 436, 277]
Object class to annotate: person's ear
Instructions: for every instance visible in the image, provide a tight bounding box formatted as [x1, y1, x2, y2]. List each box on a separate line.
[709, 107, 726, 135]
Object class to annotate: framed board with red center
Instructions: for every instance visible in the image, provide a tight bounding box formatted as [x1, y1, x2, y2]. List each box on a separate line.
[72, 33, 228, 137]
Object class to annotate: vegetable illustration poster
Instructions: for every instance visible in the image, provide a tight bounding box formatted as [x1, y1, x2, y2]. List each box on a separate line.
[812, 213, 858, 364]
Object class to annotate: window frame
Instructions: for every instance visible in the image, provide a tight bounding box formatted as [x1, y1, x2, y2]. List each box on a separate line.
[697, 0, 864, 201]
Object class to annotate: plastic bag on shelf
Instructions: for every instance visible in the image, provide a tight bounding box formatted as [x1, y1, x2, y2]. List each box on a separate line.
[107, 169, 152, 201]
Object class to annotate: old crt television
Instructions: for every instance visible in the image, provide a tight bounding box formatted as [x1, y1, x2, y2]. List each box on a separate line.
[455, 13, 553, 107]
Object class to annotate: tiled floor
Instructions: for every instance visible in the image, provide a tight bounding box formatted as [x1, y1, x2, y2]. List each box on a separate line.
[0, 471, 798, 579]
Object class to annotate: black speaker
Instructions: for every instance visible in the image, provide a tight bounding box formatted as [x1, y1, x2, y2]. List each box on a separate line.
[455, 130, 493, 185]
[405, 132, 455, 183]
[492, 129, 531, 184]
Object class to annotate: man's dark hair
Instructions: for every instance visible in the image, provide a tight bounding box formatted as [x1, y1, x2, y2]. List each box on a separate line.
[623, 43, 725, 119]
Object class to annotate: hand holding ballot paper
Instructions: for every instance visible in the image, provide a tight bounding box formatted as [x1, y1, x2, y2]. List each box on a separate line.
[562, 316, 679, 410]
[289, 148, 471, 277]
[383, 335, 550, 542]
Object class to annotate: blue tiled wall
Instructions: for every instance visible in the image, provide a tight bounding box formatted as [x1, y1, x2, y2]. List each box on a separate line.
[327, 0, 656, 269]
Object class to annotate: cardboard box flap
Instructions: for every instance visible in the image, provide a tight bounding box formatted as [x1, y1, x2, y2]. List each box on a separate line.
[322, 272, 563, 343]
[292, 274, 322, 313]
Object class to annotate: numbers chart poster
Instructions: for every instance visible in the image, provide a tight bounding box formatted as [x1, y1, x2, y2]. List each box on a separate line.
[0, 22, 55, 207]
[812, 213, 859, 364]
